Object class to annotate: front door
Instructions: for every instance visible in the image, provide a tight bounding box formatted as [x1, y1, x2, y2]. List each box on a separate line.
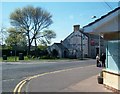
[96, 48, 99, 55]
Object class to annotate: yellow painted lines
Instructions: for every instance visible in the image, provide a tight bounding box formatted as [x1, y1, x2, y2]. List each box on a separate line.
[13, 73, 50, 93]
[17, 81, 26, 93]
[13, 78, 27, 94]
[13, 64, 95, 93]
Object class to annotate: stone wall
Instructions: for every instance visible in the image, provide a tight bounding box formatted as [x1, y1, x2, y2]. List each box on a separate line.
[62, 31, 88, 58]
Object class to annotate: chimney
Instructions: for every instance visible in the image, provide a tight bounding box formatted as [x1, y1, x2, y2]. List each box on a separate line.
[73, 25, 80, 32]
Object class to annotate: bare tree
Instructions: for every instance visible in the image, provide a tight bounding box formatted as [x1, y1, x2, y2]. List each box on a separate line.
[10, 6, 53, 56]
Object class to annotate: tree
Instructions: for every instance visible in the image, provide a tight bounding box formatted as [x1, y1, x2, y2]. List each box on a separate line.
[0, 27, 8, 45]
[37, 30, 56, 46]
[33, 30, 56, 57]
[38, 45, 47, 50]
[5, 27, 27, 50]
[10, 6, 53, 56]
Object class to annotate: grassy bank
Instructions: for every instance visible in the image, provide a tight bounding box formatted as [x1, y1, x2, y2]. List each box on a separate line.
[0, 56, 90, 62]
[1, 56, 83, 62]
[1, 56, 33, 62]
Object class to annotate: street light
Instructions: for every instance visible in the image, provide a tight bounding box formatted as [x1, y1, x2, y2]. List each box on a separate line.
[81, 33, 83, 60]
[99, 33, 101, 57]
[92, 16, 101, 57]
[91, 16, 97, 19]
[99, 33, 104, 58]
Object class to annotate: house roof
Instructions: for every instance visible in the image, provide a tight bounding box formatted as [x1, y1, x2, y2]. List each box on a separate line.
[62, 32, 74, 42]
[54, 43, 68, 50]
[83, 7, 120, 28]
[63, 30, 88, 42]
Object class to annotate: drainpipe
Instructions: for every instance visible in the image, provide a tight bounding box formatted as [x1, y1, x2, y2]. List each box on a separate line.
[81, 33, 83, 60]
[99, 33, 101, 57]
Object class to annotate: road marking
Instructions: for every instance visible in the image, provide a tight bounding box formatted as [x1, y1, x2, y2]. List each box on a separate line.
[3, 79, 15, 82]
[3, 76, 28, 82]
[13, 80, 26, 94]
[17, 81, 26, 94]
[13, 64, 95, 93]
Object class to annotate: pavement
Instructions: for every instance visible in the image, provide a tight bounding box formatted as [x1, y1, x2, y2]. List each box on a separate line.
[61, 75, 111, 92]
[24, 65, 113, 93]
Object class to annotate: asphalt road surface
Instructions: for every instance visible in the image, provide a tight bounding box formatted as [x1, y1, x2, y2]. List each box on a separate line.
[2, 59, 99, 92]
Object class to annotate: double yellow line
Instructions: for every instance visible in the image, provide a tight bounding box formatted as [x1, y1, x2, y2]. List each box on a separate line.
[13, 73, 48, 93]
[13, 65, 95, 93]
[13, 77, 28, 94]
[13, 70, 71, 93]
[13, 70, 67, 93]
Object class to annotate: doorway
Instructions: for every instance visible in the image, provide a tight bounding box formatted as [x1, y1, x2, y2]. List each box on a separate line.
[96, 48, 99, 55]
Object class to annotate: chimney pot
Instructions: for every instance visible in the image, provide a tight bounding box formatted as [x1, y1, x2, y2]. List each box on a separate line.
[74, 25, 80, 32]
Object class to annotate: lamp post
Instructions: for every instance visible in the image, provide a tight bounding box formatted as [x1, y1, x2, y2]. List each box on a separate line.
[92, 16, 101, 56]
[99, 34, 104, 58]
[99, 33, 101, 58]
[81, 33, 83, 60]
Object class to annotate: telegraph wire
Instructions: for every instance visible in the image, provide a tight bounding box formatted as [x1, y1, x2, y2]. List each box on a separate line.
[103, 0, 113, 10]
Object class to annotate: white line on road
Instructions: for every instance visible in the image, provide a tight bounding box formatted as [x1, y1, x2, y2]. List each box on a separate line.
[2, 77, 27, 82]
[2, 79, 15, 82]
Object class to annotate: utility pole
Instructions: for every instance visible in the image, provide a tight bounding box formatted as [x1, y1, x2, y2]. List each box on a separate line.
[99, 33, 101, 58]
[81, 33, 83, 60]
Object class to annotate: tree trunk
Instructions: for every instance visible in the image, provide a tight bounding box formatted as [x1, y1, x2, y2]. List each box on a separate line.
[28, 41, 31, 55]
[34, 38, 37, 58]
[27, 31, 31, 57]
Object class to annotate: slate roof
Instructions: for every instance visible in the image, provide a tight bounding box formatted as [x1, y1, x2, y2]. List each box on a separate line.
[54, 43, 68, 50]
[63, 30, 88, 42]
[83, 7, 120, 28]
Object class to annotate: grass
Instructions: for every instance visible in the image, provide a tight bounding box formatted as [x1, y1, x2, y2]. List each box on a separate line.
[1, 56, 19, 62]
[1, 56, 31, 62]
[1, 56, 59, 62]
[0, 56, 89, 62]
[0, 57, 2, 62]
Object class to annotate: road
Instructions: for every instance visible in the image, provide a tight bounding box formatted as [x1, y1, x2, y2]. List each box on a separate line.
[2, 59, 100, 92]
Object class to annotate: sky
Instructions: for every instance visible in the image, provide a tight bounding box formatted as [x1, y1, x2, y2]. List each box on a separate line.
[1, 1, 119, 45]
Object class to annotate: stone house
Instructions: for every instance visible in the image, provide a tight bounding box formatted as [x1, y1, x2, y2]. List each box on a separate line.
[48, 25, 105, 59]
[86, 33, 105, 58]
[61, 25, 88, 58]
[47, 43, 68, 58]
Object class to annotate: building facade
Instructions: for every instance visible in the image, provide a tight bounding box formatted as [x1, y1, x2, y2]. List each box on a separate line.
[61, 25, 88, 58]
[86, 33, 105, 58]
[48, 25, 105, 59]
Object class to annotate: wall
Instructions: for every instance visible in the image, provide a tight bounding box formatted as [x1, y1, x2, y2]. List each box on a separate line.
[103, 71, 120, 90]
[50, 44, 62, 58]
[62, 31, 88, 58]
[103, 40, 120, 91]
[87, 34, 105, 58]
[106, 40, 120, 73]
